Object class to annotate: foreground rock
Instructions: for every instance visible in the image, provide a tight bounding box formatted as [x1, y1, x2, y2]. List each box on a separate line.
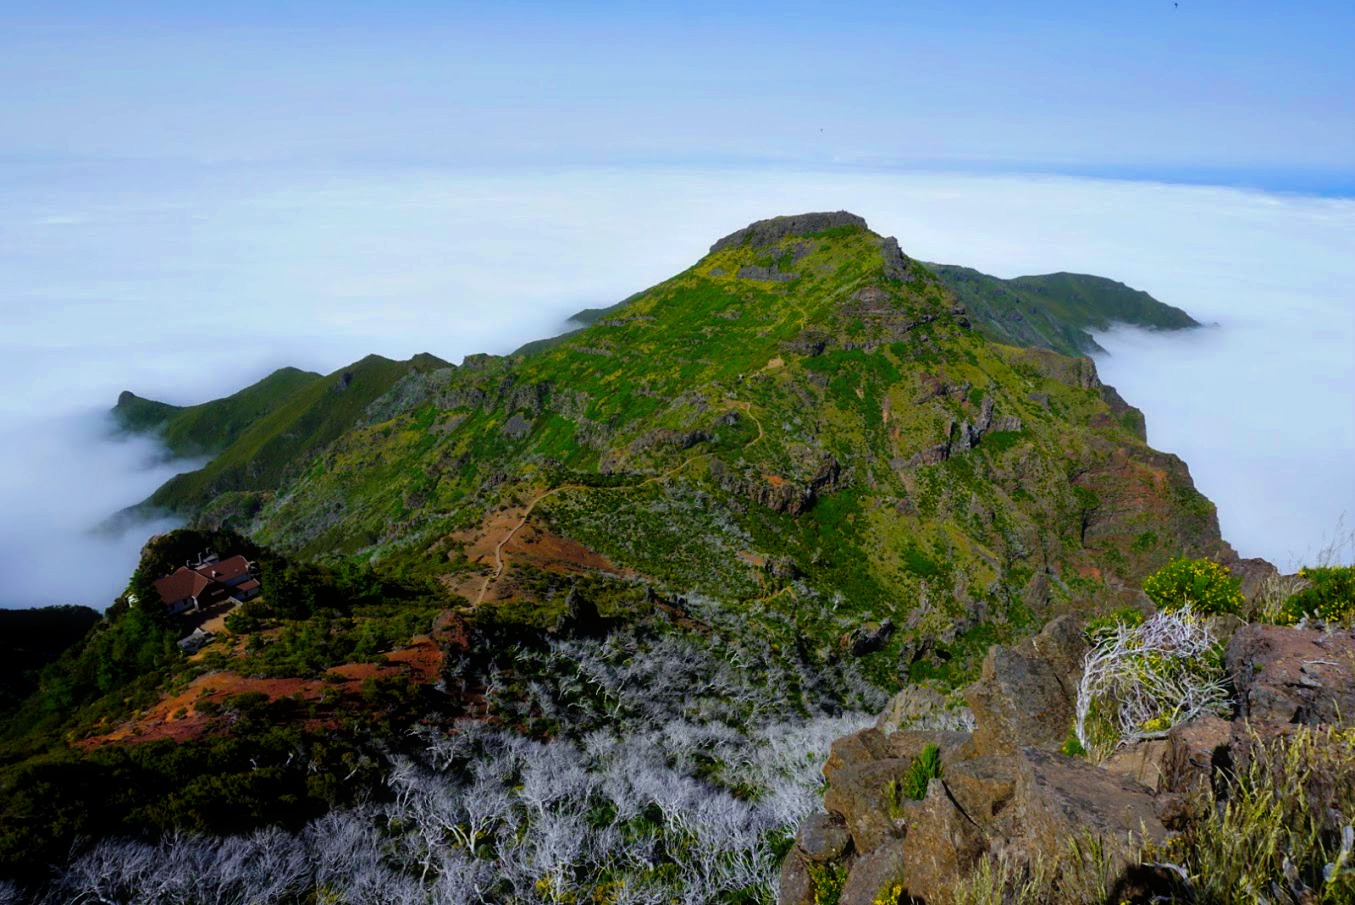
[1226, 623, 1355, 725]
[781, 620, 1355, 905]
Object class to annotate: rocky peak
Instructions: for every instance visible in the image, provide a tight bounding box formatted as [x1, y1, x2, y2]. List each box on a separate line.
[708, 211, 869, 253]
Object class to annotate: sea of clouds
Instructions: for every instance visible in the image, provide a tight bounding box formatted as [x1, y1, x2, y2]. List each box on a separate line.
[1, 164, 1351, 607]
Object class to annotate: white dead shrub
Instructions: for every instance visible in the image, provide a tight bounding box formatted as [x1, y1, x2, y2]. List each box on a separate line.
[1074, 607, 1232, 761]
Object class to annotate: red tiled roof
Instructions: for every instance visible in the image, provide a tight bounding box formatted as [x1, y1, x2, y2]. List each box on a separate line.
[234, 577, 261, 594]
[153, 567, 213, 605]
[194, 555, 251, 583]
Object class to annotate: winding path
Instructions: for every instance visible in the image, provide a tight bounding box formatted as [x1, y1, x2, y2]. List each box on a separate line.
[473, 400, 764, 605]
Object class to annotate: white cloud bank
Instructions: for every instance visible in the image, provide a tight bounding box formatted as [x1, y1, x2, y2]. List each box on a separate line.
[1, 165, 1351, 606]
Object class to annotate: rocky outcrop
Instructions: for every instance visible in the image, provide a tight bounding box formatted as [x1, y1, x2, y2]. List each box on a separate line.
[902, 394, 1025, 468]
[879, 236, 914, 282]
[709, 211, 867, 253]
[966, 616, 1085, 756]
[1226, 623, 1355, 725]
[710, 454, 844, 517]
[841, 619, 895, 657]
[782, 619, 1355, 905]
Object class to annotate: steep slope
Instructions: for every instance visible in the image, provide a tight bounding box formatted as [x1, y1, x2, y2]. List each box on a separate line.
[928, 263, 1199, 355]
[129, 353, 448, 518]
[128, 211, 1234, 686]
[113, 366, 323, 458]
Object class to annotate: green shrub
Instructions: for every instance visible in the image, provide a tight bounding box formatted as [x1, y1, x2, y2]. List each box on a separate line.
[1280, 565, 1355, 626]
[902, 743, 943, 801]
[1142, 558, 1243, 615]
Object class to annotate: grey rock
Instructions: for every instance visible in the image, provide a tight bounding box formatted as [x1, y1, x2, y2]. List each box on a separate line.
[823, 758, 915, 853]
[737, 264, 799, 282]
[777, 852, 815, 905]
[879, 236, 915, 282]
[502, 412, 533, 439]
[1007, 748, 1167, 877]
[1226, 623, 1355, 725]
[796, 812, 852, 863]
[966, 616, 1086, 756]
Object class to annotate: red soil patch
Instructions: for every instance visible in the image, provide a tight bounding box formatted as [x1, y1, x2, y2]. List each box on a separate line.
[440, 507, 623, 603]
[80, 613, 474, 749]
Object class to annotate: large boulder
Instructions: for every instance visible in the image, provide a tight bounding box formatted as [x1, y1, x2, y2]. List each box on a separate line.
[1103, 739, 1171, 793]
[839, 843, 907, 905]
[1226, 624, 1355, 726]
[823, 758, 914, 853]
[823, 727, 893, 785]
[886, 729, 975, 768]
[795, 812, 852, 864]
[1006, 748, 1168, 873]
[1163, 715, 1233, 794]
[776, 853, 816, 905]
[939, 755, 1020, 830]
[874, 685, 955, 734]
[899, 782, 986, 902]
[966, 616, 1087, 756]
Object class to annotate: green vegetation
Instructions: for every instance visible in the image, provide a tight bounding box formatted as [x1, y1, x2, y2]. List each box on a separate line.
[60, 214, 1243, 901]
[0, 528, 451, 877]
[901, 743, 943, 801]
[1143, 558, 1244, 615]
[1083, 605, 1145, 641]
[1281, 565, 1355, 625]
[125, 353, 446, 515]
[1162, 725, 1355, 904]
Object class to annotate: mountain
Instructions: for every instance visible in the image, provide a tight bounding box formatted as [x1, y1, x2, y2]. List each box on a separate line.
[123, 212, 1230, 668]
[927, 264, 1199, 355]
[0, 211, 1260, 899]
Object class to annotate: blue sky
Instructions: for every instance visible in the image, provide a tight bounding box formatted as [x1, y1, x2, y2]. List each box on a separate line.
[2, 0, 1352, 192]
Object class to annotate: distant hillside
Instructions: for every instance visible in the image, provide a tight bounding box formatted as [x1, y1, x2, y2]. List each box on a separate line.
[114, 367, 323, 458]
[928, 264, 1199, 355]
[115, 353, 448, 517]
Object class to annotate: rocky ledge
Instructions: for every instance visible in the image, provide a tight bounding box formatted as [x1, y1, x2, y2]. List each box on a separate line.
[780, 618, 1355, 905]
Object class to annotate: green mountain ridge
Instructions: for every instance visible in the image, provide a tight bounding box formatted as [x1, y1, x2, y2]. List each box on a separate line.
[115, 353, 448, 520]
[114, 366, 324, 458]
[116, 212, 1233, 678]
[927, 263, 1199, 355]
[0, 212, 1259, 896]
